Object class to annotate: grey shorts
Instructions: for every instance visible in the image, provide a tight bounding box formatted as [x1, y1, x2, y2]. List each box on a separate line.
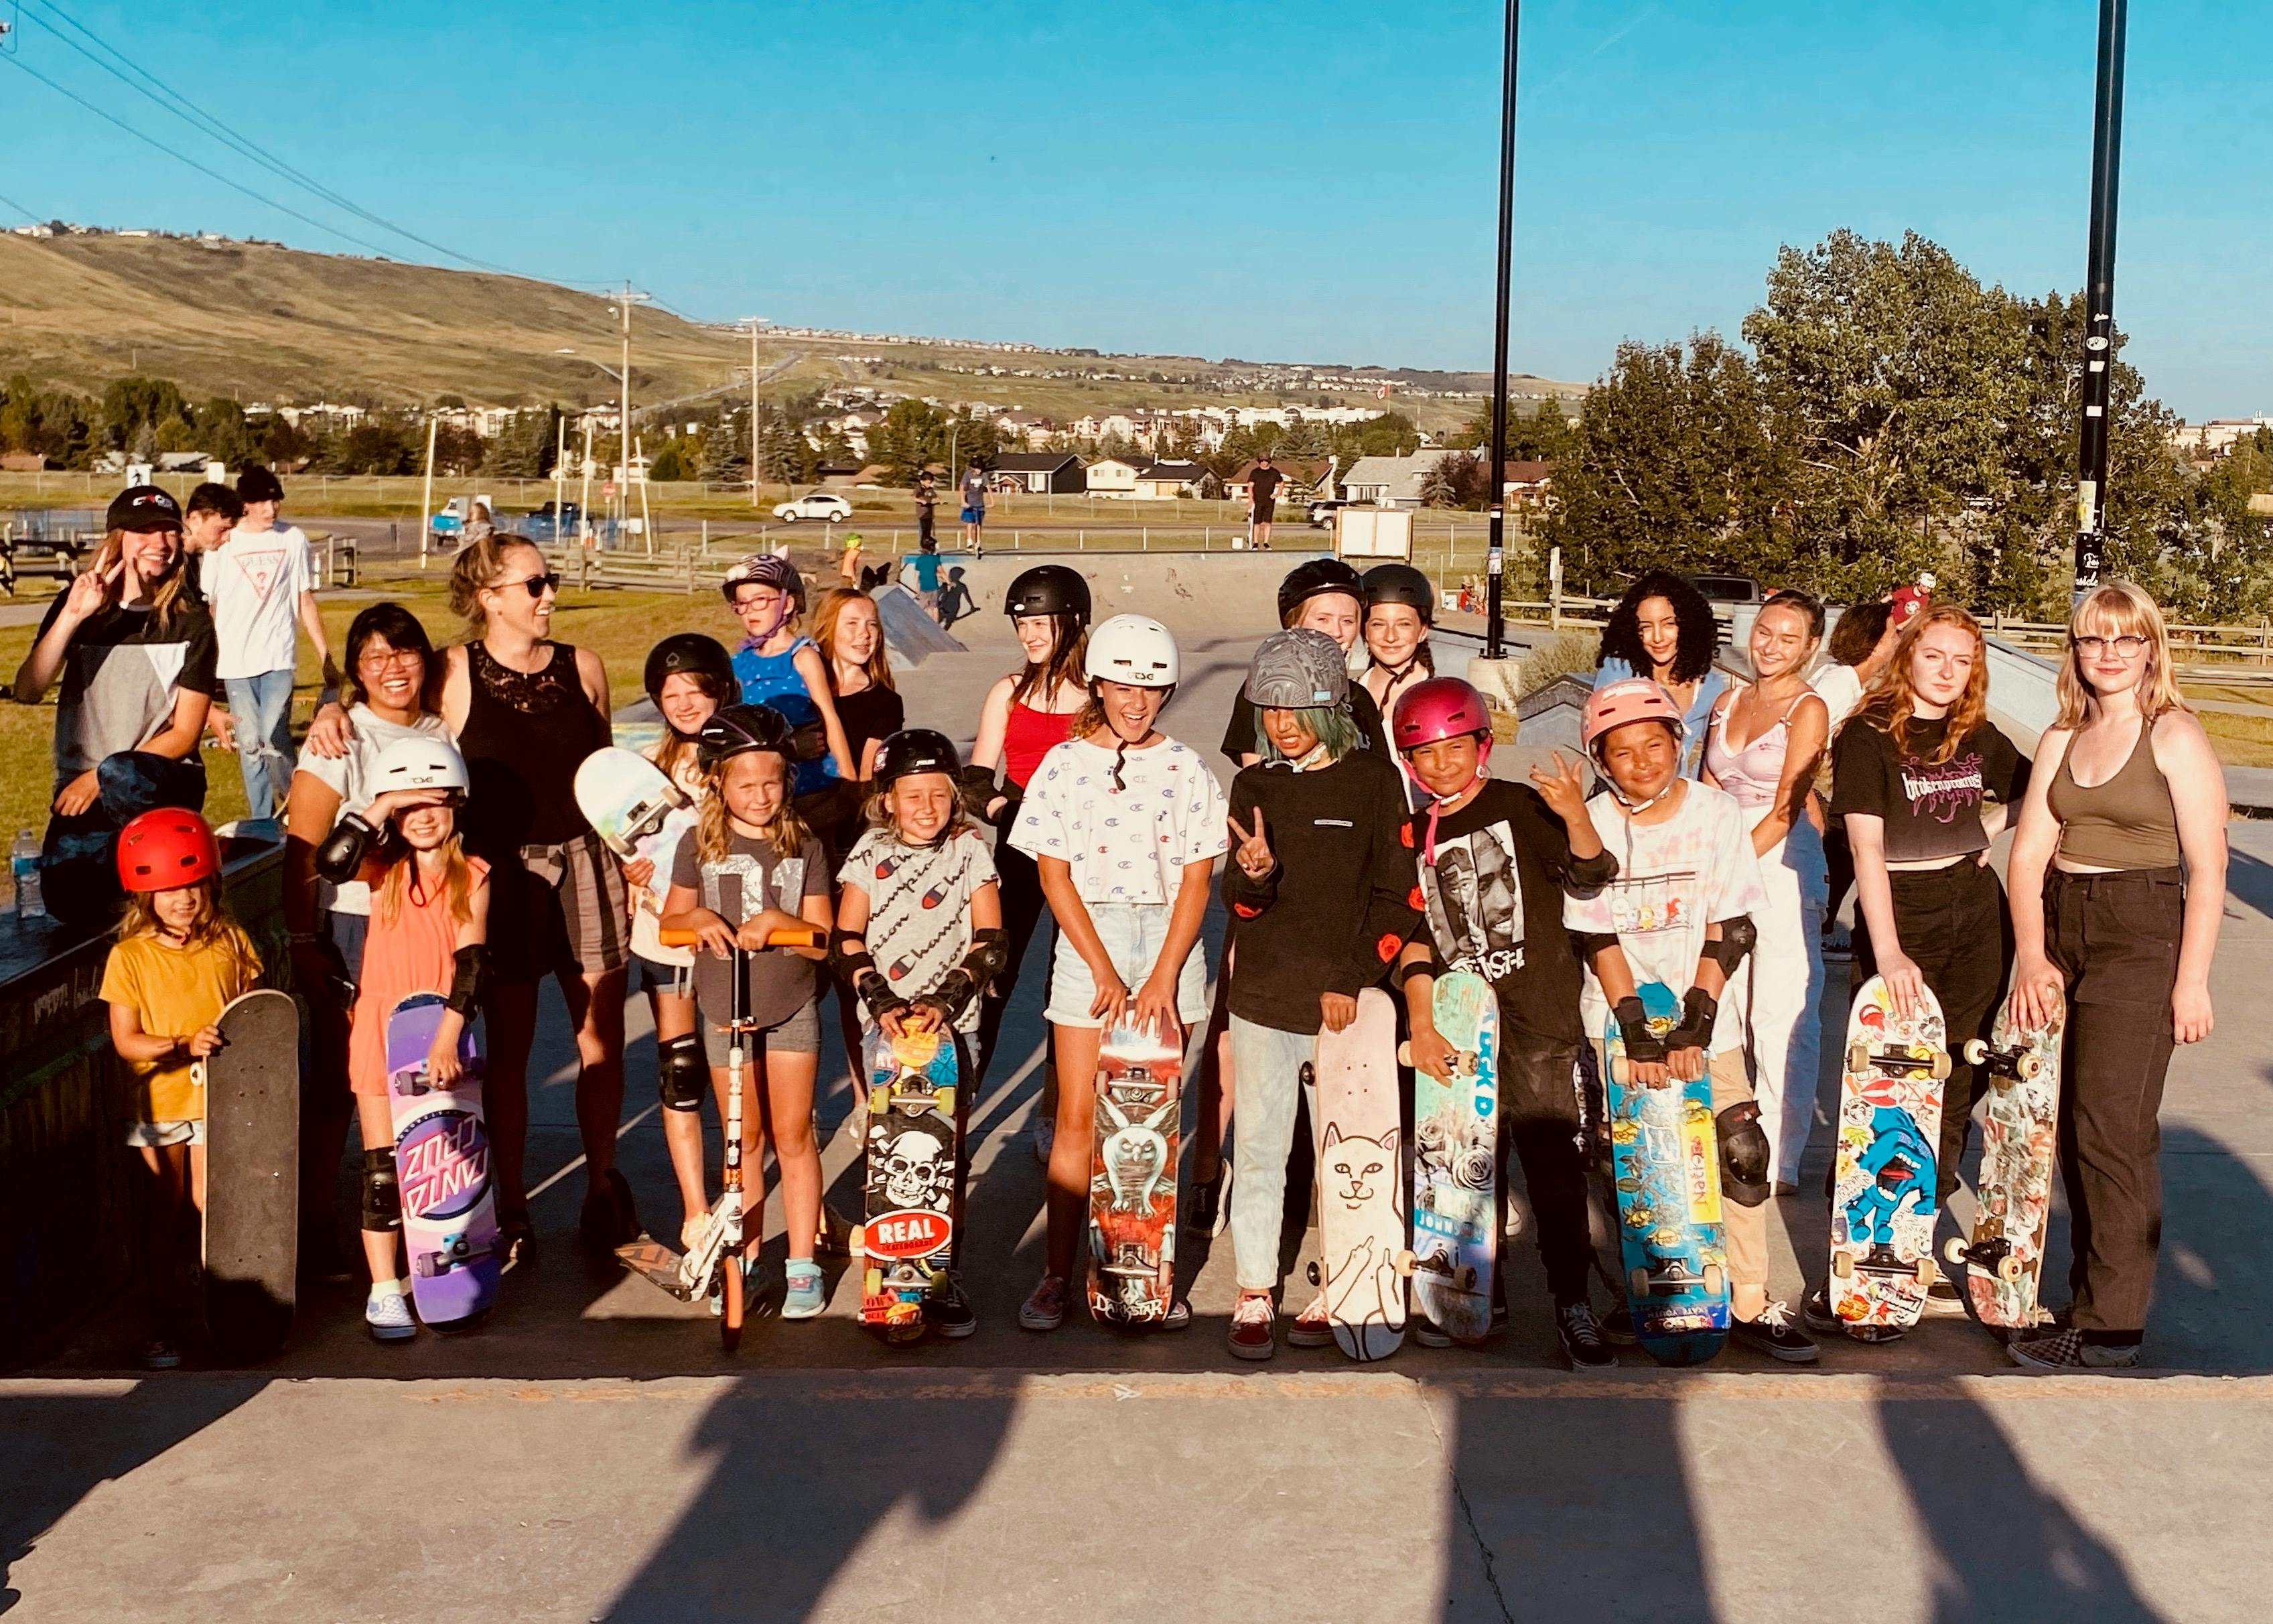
[126, 1119, 204, 1148]
[697, 998, 821, 1068]
[632, 955, 691, 998]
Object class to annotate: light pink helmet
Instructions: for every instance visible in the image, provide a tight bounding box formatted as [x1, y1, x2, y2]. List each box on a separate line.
[1580, 677, 1683, 754]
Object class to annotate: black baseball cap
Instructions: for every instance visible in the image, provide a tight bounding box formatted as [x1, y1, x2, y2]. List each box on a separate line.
[236, 466, 285, 504]
[107, 485, 183, 534]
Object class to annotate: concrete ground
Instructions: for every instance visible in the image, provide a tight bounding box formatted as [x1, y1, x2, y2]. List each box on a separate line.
[7, 582, 2272, 1621]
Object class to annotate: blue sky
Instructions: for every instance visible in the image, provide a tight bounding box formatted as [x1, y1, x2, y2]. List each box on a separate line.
[1, 1, 2266, 415]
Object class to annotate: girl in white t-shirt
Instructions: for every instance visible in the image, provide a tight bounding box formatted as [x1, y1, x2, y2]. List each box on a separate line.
[1008, 615, 1228, 1333]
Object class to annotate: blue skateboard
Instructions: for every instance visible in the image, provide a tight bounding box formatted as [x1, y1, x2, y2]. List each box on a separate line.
[1407, 969, 1499, 1343]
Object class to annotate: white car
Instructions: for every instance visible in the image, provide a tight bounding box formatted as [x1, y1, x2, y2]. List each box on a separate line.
[772, 492, 852, 523]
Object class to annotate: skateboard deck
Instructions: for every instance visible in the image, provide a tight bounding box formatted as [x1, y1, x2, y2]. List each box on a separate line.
[1087, 1018, 1183, 1326]
[198, 989, 301, 1361]
[1830, 973, 1948, 1338]
[1950, 1004, 2064, 1331]
[855, 1020, 961, 1343]
[1310, 988, 1406, 1361]
[1408, 969, 1499, 1344]
[574, 746, 687, 861]
[1604, 981, 1730, 1366]
[386, 993, 500, 1329]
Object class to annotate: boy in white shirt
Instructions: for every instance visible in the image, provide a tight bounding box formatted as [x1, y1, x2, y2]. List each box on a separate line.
[205, 466, 333, 823]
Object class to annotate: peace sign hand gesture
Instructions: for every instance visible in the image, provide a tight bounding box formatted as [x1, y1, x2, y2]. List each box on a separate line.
[1229, 807, 1275, 880]
[60, 558, 122, 626]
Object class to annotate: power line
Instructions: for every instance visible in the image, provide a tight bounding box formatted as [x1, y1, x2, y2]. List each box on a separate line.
[0, 188, 40, 222]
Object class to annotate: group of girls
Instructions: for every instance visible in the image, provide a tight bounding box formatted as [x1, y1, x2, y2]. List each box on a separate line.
[1586, 569, 2226, 1369]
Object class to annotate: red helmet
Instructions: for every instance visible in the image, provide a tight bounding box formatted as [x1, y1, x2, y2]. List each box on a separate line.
[116, 807, 221, 892]
[1393, 677, 1493, 754]
[1580, 678, 1683, 753]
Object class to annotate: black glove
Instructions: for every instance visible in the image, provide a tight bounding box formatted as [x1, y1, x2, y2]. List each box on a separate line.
[956, 763, 1000, 823]
[1666, 987, 1718, 1053]
[1614, 995, 1665, 1064]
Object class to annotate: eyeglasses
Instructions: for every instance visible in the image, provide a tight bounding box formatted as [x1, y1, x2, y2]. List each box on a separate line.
[2073, 634, 2148, 657]
[490, 572, 560, 600]
[357, 647, 424, 672]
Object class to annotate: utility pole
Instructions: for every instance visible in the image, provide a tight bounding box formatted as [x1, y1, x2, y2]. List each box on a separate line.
[745, 318, 762, 507]
[1468, 0, 1524, 714]
[608, 284, 648, 533]
[419, 414, 437, 569]
[2073, 0, 2126, 603]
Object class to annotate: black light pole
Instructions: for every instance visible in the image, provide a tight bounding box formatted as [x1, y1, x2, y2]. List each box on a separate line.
[2073, 0, 2127, 602]
[1485, 0, 1519, 661]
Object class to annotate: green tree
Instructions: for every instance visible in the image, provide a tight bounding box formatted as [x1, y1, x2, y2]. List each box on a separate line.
[1458, 397, 1577, 462]
[432, 423, 485, 476]
[1420, 450, 1490, 510]
[100, 375, 191, 452]
[485, 406, 561, 479]
[647, 437, 696, 482]
[697, 408, 750, 485]
[867, 399, 1001, 484]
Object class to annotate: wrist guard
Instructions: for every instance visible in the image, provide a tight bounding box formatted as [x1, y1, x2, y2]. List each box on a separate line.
[445, 943, 488, 1016]
[829, 933, 909, 1024]
[1614, 995, 1665, 1064]
[1666, 986, 1718, 1053]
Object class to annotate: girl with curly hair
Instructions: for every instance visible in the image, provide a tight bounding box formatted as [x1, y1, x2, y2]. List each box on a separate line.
[1592, 571, 1728, 780]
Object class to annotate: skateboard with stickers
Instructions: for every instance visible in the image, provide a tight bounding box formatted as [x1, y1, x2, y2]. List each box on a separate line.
[1087, 1017, 1184, 1326]
[1403, 969, 1499, 1344]
[1829, 973, 1947, 1339]
[386, 993, 500, 1331]
[1310, 988, 1408, 1361]
[854, 1019, 962, 1343]
[1947, 1002, 2063, 1333]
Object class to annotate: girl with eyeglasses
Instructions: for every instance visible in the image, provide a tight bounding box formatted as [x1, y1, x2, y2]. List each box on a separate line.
[1999, 582, 2227, 1371]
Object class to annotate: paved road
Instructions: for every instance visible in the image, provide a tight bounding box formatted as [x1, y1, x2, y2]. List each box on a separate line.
[9, 598, 2271, 1621]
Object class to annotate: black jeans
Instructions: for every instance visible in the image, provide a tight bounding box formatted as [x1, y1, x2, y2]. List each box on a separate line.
[1499, 1028, 1593, 1307]
[2046, 866, 2184, 1341]
[1824, 823, 1854, 926]
[1854, 858, 2010, 1201]
[974, 821, 1051, 1084]
[916, 507, 936, 547]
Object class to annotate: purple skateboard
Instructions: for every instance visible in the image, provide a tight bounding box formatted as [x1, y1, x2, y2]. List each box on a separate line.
[387, 994, 500, 1329]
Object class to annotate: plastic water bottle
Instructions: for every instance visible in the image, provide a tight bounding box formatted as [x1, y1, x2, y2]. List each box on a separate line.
[12, 829, 43, 919]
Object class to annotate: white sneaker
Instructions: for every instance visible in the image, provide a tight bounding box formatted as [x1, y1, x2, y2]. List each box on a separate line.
[366, 1282, 416, 1342]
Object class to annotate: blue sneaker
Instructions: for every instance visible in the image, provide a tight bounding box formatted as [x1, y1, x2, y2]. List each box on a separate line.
[782, 1262, 827, 1320]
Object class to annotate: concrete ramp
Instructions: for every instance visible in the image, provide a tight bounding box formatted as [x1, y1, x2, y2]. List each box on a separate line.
[872, 584, 967, 664]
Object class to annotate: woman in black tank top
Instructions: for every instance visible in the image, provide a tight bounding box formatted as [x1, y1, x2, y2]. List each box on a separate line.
[440, 537, 637, 1260]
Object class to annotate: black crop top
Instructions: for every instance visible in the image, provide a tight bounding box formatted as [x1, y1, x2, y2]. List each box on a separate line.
[1831, 714, 2028, 864]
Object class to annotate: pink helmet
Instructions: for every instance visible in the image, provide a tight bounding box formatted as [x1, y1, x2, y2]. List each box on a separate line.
[1393, 677, 1493, 755]
[1580, 677, 1683, 753]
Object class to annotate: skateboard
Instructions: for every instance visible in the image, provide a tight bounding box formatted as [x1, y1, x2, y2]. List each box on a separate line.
[1087, 1017, 1183, 1326]
[1947, 1003, 2065, 1331]
[386, 993, 500, 1331]
[854, 1020, 961, 1343]
[1829, 973, 1948, 1339]
[198, 988, 301, 1361]
[1405, 969, 1499, 1344]
[1604, 980, 1730, 1366]
[574, 746, 696, 920]
[1309, 988, 1407, 1361]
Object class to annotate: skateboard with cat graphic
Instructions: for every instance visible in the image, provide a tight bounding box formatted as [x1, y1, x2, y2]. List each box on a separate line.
[1403, 969, 1499, 1344]
[1087, 1016, 1184, 1326]
[1309, 988, 1407, 1361]
[1604, 979, 1730, 1366]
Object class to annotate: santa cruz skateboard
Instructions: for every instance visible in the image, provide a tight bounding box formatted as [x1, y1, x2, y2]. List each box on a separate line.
[1087, 1017, 1183, 1326]
[1405, 969, 1499, 1344]
[198, 988, 301, 1361]
[1829, 973, 1947, 1339]
[854, 1019, 961, 1343]
[1310, 988, 1407, 1361]
[1947, 1002, 2064, 1332]
[1604, 980, 1730, 1366]
[386, 993, 500, 1331]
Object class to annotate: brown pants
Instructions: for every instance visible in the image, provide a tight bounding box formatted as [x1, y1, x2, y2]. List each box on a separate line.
[1591, 1040, 1767, 1292]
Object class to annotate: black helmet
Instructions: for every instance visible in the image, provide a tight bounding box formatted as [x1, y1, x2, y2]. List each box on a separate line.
[642, 632, 737, 710]
[874, 728, 963, 789]
[1276, 557, 1363, 624]
[1004, 564, 1091, 622]
[695, 703, 795, 768]
[1363, 562, 1436, 624]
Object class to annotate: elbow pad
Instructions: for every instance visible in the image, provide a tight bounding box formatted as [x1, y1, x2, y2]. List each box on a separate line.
[445, 943, 488, 1016]
[1702, 917, 1757, 976]
[1565, 849, 1618, 896]
[315, 813, 387, 886]
[1574, 930, 1622, 966]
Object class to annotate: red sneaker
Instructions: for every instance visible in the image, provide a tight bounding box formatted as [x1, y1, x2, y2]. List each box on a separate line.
[1227, 1290, 1277, 1361]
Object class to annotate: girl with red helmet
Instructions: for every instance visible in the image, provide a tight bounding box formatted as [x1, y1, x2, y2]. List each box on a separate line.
[100, 808, 260, 1369]
[1389, 678, 1619, 1367]
[1565, 679, 1819, 1363]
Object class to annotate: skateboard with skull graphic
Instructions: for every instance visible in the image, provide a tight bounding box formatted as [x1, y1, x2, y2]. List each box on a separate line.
[853, 1019, 963, 1344]
[1086, 1017, 1184, 1326]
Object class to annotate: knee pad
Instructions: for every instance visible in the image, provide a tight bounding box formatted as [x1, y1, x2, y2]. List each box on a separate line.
[658, 1032, 707, 1113]
[360, 1146, 402, 1232]
[1716, 1100, 1771, 1209]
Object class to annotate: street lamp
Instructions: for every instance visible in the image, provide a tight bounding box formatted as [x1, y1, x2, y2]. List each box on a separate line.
[1484, 0, 1521, 667]
[2073, 0, 2126, 603]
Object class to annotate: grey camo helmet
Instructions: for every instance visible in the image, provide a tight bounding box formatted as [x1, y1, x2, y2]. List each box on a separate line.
[1245, 628, 1350, 709]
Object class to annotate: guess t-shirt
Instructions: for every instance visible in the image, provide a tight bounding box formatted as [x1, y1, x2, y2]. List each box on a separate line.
[838, 827, 1000, 1032]
[1831, 715, 2026, 864]
[1564, 780, 1766, 1053]
[1010, 734, 1229, 905]
[204, 523, 314, 679]
[670, 828, 829, 1030]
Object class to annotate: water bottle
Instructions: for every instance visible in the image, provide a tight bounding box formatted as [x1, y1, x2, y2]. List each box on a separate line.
[12, 829, 43, 919]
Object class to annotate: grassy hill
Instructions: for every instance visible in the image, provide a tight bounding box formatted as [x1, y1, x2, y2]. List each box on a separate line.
[0, 233, 1579, 432]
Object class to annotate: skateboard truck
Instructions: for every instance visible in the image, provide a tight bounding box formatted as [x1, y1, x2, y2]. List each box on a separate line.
[1846, 1040, 1953, 1081]
[413, 1231, 495, 1278]
[1943, 1232, 2025, 1282]
[1961, 1037, 2043, 1086]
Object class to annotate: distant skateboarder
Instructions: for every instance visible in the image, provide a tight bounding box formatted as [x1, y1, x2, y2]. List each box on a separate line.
[959, 460, 987, 556]
[914, 472, 939, 549]
[1248, 454, 1283, 551]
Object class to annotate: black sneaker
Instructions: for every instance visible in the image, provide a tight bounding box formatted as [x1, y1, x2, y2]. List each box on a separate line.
[926, 1272, 977, 1339]
[1801, 1283, 1842, 1334]
[1732, 1300, 1820, 1364]
[1923, 1276, 1967, 1316]
[1556, 1301, 1616, 1369]
[2009, 1328, 2139, 1371]
[1156, 1298, 1192, 1332]
[1410, 1313, 1453, 1349]
[139, 1337, 183, 1371]
[1601, 1301, 1639, 1346]
[579, 1168, 642, 1254]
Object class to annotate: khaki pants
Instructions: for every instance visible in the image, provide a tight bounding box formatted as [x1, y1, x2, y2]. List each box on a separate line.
[1591, 1039, 1767, 1294]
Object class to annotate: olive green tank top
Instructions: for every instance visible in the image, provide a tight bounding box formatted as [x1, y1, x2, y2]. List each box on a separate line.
[2050, 722, 2181, 870]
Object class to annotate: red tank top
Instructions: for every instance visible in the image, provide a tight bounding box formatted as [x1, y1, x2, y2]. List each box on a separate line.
[1003, 701, 1076, 789]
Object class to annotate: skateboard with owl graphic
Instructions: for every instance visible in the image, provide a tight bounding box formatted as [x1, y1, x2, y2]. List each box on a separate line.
[1087, 1016, 1184, 1327]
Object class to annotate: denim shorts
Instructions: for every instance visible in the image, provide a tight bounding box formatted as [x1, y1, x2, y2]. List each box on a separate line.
[1045, 900, 1210, 1030]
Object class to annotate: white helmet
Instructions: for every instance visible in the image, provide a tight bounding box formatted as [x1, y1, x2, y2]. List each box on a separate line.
[371, 734, 470, 797]
[1084, 614, 1179, 688]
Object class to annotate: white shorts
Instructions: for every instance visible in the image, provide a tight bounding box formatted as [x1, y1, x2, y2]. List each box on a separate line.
[125, 1119, 204, 1148]
[1044, 900, 1210, 1030]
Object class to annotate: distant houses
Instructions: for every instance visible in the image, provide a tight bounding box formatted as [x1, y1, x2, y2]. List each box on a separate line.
[988, 452, 1087, 494]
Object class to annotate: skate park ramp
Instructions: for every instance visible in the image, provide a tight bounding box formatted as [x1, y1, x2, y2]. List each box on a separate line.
[872, 582, 967, 663]
[924, 550, 1331, 651]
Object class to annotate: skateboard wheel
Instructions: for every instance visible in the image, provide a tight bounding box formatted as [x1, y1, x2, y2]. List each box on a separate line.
[1930, 1052, 1952, 1081]
[1846, 1041, 1868, 1075]
[933, 1087, 957, 1117]
[1831, 1251, 1854, 1279]
[1917, 1258, 1938, 1285]
[1456, 1267, 1477, 1290]
[1962, 1038, 1989, 1065]
[869, 1089, 890, 1116]
[848, 1224, 866, 1254]
[1306, 1261, 1322, 1287]
[1942, 1236, 1968, 1266]
[1997, 1256, 2024, 1284]
[2016, 1054, 2041, 1081]
[1396, 1041, 1413, 1067]
[1393, 1249, 1416, 1277]
[1627, 1267, 1648, 1301]
[1702, 1264, 1724, 1297]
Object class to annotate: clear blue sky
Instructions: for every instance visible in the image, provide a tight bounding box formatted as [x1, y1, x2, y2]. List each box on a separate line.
[2, 1, 2266, 416]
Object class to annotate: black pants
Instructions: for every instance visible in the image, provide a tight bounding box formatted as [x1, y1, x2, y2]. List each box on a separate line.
[2046, 866, 2183, 1341]
[974, 821, 1050, 1084]
[916, 507, 936, 547]
[1824, 824, 1854, 925]
[1854, 859, 2010, 1201]
[1499, 1028, 1593, 1307]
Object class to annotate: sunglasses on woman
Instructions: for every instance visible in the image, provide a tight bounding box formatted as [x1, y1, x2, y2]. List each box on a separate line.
[491, 571, 561, 600]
